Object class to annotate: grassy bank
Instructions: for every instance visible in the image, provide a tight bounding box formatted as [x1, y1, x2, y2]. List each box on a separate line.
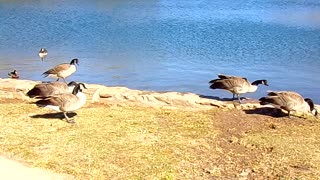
[0, 100, 319, 179]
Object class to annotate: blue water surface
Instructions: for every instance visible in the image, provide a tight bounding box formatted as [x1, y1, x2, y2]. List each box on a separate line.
[0, 0, 320, 102]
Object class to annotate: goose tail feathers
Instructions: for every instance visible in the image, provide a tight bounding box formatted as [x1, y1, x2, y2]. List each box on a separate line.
[35, 98, 57, 107]
[209, 81, 228, 90]
[42, 71, 50, 77]
[209, 79, 219, 84]
[266, 91, 278, 96]
[27, 88, 42, 98]
[35, 99, 49, 107]
[259, 96, 278, 105]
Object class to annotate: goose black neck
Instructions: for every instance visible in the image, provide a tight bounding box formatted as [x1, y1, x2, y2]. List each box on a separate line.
[72, 83, 86, 95]
[72, 85, 81, 95]
[70, 59, 78, 65]
[305, 98, 315, 111]
[68, 81, 77, 86]
[251, 80, 267, 86]
[251, 80, 262, 86]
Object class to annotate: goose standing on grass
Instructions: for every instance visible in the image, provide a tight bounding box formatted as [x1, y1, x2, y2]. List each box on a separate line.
[35, 83, 87, 123]
[8, 70, 19, 79]
[39, 48, 48, 61]
[27, 81, 77, 98]
[42, 58, 79, 83]
[259, 91, 318, 118]
[209, 74, 268, 103]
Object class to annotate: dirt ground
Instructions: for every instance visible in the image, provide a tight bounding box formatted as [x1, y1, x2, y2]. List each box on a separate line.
[0, 98, 70, 179]
[0, 98, 319, 179]
[0, 98, 74, 179]
[200, 107, 319, 179]
[0, 156, 73, 180]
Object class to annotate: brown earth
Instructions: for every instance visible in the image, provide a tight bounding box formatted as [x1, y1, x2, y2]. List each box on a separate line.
[0, 78, 319, 179]
[1, 98, 319, 179]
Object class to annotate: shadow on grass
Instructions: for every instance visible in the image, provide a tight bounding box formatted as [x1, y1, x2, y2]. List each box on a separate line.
[30, 112, 77, 120]
[244, 107, 288, 118]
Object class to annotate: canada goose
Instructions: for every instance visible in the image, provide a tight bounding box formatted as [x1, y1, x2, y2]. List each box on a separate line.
[35, 83, 87, 123]
[259, 91, 318, 118]
[209, 74, 268, 103]
[42, 58, 79, 83]
[27, 81, 77, 98]
[39, 48, 48, 61]
[8, 70, 19, 79]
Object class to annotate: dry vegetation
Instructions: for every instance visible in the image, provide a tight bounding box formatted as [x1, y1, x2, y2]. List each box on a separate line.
[0, 99, 319, 179]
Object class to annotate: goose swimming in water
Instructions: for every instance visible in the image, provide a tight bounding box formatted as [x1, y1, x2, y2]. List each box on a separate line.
[259, 91, 318, 118]
[42, 58, 79, 83]
[35, 83, 87, 123]
[8, 70, 19, 79]
[209, 74, 268, 103]
[39, 48, 48, 61]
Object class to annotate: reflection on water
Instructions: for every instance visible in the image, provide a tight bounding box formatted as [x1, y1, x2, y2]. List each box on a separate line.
[0, 0, 320, 102]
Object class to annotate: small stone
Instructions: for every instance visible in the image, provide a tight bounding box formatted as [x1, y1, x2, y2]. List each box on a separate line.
[239, 168, 252, 176]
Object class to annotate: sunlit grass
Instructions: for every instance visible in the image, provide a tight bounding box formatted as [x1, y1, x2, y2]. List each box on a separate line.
[0, 103, 219, 179]
[0, 102, 320, 179]
[241, 121, 320, 179]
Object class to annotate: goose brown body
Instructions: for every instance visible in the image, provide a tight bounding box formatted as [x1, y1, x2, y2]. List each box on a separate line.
[35, 83, 87, 123]
[43, 59, 78, 83]
[259, 91, 317, 117]
[39, 93, 85, 112]
[27, 81, 77, 98]
[209, 74, 268, 103]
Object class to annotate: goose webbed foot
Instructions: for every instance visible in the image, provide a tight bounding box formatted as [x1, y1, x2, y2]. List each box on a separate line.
[287, 111, 292, 119]
[237, 95, 242, 104]
[62, 78, 68, 84]
[67, 119, 75, 124]
[63, 112, 75, 123]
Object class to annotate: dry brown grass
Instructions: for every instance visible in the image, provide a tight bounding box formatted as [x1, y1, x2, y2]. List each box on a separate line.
[241, 121, 320, 179]
[0, 100, 319, 179]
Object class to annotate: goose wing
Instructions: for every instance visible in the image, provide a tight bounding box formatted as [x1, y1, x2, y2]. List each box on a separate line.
[268, 91, 304, 104]
[261, 91, 305, 111]
[209, 78, 250, 93]
[27, 82, 68, 98]
[42, 63, 70, 76]
[46, 82, 69, 93]
[217, 74, 247, 81]
[36, 93, 77, 109]
[58, 93, 82, 111]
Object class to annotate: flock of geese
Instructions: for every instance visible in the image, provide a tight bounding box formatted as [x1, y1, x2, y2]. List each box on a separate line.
[208, 74, 318, 118]
[21, 48, 87, 123]
[8, 48, 48, 79]
[9, 48, 318, 123]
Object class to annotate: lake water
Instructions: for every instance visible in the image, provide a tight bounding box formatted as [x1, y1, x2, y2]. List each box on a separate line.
[0, 0, 320, 102]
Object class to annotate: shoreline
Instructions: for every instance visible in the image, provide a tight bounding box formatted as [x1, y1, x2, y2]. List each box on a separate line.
[0, 78, 318, 117]
[0, 78, 319, 179]
[0, 78, 262, 109]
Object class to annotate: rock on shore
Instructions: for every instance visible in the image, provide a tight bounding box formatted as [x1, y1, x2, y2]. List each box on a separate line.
[0, 78, 265, 110]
